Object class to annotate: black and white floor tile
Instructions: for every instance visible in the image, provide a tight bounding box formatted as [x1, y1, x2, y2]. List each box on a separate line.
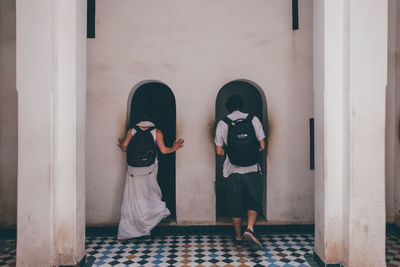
[85, 233, 314, 267]
[0, 239, 15, 267]
[387, 232, 400, 267]
[1, 230, 400, 266]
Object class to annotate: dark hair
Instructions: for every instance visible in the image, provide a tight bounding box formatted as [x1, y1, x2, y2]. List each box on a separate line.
[225, 95, 244, 113]
[140, 112, 157, 123]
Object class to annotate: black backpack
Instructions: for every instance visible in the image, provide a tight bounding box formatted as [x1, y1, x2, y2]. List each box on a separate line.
[223, 115, 260, 167]
[127, 126, 157, 167]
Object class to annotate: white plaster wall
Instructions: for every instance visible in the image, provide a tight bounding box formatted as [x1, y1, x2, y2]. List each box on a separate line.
[0, 0, 17, 228]
[86, 0, 314, 225]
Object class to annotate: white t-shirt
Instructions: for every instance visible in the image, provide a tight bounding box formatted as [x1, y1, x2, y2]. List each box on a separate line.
[214, 111, 265, 178]
[127, 127, 158, 176]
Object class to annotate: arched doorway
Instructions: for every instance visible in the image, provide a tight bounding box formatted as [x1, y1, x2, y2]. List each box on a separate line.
[215, 80, 268, 219]
[127, 81, 176, 218]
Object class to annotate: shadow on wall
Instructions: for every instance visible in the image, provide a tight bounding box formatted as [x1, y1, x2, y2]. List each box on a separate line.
[215, 80, 268, 219]
[127, 81, 176, 218]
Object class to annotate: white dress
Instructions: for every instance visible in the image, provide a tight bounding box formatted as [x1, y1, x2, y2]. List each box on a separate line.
[117, 128, 170, 240]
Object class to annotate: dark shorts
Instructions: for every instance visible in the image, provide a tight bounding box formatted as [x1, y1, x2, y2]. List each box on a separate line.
[225, 172, 263, 218]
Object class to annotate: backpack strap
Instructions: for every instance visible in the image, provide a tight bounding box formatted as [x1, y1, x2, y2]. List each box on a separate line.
[222, 116, 232, 126]
[223, 115, 254, 126]
[246, 114, 254, 122]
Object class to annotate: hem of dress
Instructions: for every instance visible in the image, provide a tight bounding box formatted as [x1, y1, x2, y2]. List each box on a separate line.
[117, 210, 170, 240]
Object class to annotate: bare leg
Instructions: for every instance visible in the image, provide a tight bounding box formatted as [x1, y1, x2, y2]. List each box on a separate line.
[243, 209, 262, 249]
[247, 210, 257, 231]
[232, 217, 242, 239]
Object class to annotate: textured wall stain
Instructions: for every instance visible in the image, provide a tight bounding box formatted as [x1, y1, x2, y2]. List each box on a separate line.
[326, 242, 342, 262]
[176, 117, 182, 138]
[162, 63, 178, 73]
[208, 116, 216, 143]
[56, 221, 74, 265]
[253, 39, 271, 47]
[120, 114, 127, 134]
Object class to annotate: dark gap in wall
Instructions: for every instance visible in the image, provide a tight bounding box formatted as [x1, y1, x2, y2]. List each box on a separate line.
[292, 0, 299, 30]
[87, 0, 95, 38]
[310, 118, 314, 170]
[129, 82, 176, 217]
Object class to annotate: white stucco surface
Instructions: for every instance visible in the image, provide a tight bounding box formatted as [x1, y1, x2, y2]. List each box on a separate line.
[343, 1, 387, 266]
[313, 0, 345, 263]
[0, 0, 393, 265]
[314, 0, 387, 266]
[86, 0, 314, 225]
[16, 0, 87, 265]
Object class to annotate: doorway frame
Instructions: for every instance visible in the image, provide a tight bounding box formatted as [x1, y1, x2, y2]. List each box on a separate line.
[215, 79, 268, 220]
[126, 80, 177, 218]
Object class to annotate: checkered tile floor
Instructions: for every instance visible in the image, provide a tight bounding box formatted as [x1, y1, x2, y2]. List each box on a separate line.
[0, 239, 15, 267]
[2, 231, 400, 266]
[85, 233, 314, 267]
[387, 232, 400, 267]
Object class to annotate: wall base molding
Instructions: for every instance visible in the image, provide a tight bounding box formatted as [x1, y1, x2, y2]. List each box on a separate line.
[313, 251, 341, 267]
[60, 254, 86, 267]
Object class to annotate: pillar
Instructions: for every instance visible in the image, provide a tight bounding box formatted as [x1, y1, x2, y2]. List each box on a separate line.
[313, 0, 345, 264]
[342, 0, 387, 265]
[16, 0, 87, 266]
[314, 0, 387, 266]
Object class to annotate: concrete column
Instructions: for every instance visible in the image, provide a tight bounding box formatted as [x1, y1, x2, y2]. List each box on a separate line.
[314, 0, 387, 266]
[342, 1, 387, 266]
[16, 0, 87, 266]
[313, 0, 345, 264]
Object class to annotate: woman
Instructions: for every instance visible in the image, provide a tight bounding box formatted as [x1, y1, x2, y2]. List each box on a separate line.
[117, 119, 184, 240]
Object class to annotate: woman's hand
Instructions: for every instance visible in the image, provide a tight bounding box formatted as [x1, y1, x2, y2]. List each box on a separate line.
[118, 130, 133, 152]
[117, 137, 125, 151]
[172, 138, 184, 151]
[156, 129, 184, 154]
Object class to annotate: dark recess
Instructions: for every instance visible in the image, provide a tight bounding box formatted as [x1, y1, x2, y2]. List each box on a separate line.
[129, 82, 176, 217]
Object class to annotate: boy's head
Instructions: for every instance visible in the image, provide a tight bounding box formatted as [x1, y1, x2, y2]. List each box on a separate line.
[225, 94, 244, 113]
[142, 113, 155, 122]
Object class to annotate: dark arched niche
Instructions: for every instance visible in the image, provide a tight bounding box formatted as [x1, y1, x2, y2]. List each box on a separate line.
[127, 81, 176, 218]
[215, 80, 268, 219]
